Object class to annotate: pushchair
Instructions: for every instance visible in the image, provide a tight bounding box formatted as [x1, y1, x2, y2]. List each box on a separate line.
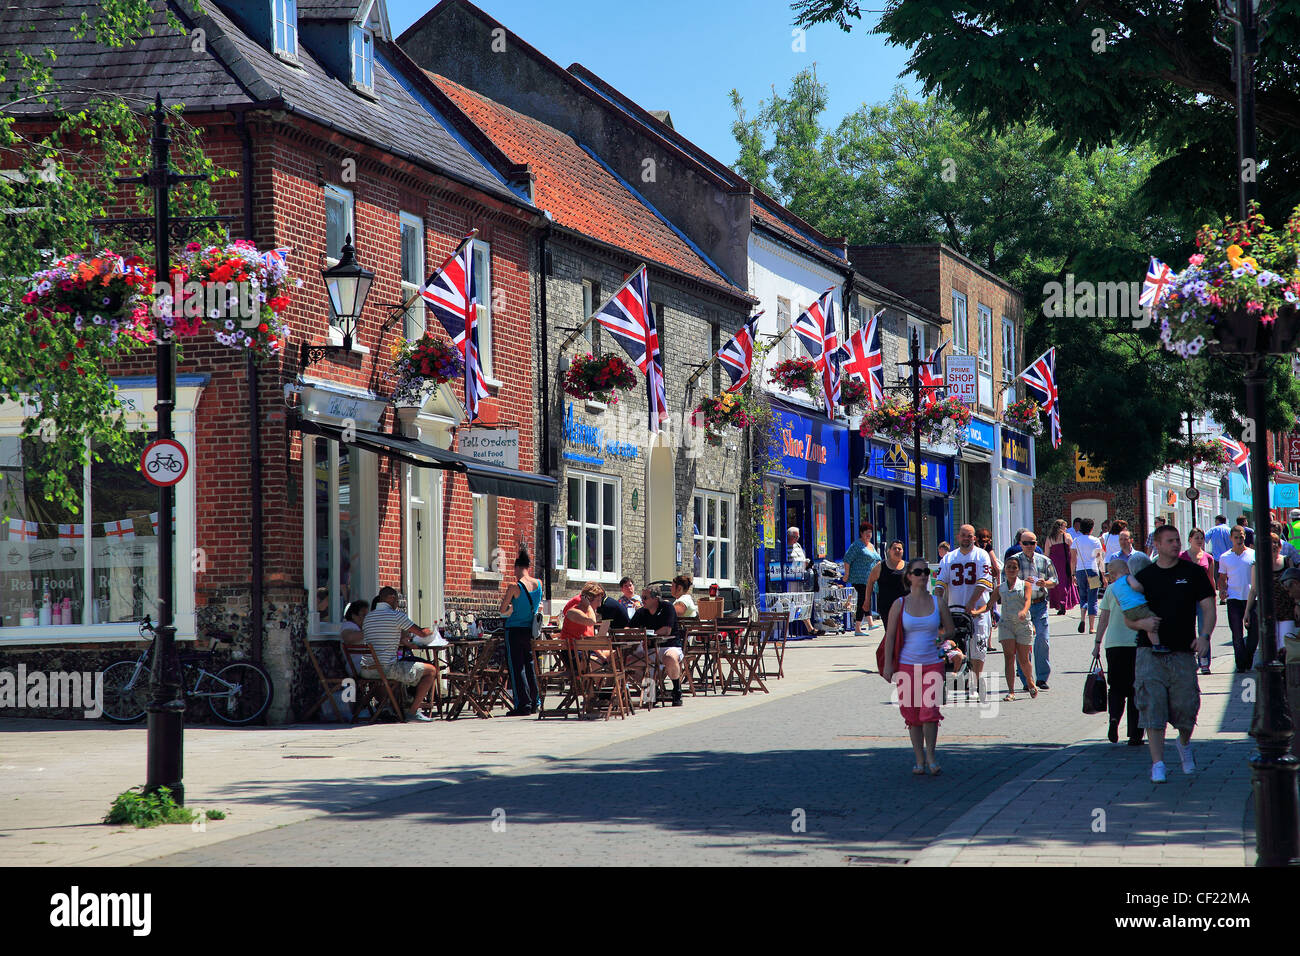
[941, 607, 978, 703]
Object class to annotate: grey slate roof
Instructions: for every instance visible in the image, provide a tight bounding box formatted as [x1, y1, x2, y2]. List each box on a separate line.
[297, 0, 364, 20]
[0, 0, 521, 204]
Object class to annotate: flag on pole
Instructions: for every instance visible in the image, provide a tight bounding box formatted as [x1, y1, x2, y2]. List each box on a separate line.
[791, 288, 836, 364]
[7, 518, 38, 542]
[1018, 347, 1061, 448]
[421, 233, 477, 353]
[716, 313, 760, 392]
[593, 265, 668, 432]
[917, 340, 948, 406]
[821, 305, 842, 417]
[842, 309, 885, 408]
[1139, 256, 1173, 309]
[1216, 436, 1251, 485]
[58, 523, 84, 541]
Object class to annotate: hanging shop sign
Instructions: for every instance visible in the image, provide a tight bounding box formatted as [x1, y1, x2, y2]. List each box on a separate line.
[1001, 428, 1032, 476]
[458, 429, 519, 470]
[562, 402, 640, 465]
[965, 416, 996, 453]
[945, 356, 978, 405]
[300, 384, 387, 431]
[864, 442, 950, 495]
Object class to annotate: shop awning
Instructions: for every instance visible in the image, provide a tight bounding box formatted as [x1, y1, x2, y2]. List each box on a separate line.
[294, 415, 557, 504]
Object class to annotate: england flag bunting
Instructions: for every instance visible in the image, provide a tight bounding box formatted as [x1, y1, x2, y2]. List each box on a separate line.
[7, 518, 38, 541]
[103, 519, 135, 541]
[419, 232, 487, 420]
[1018, 347, 1061, 449]
[1216, 436, 1251, 485]
[842, 309, 885, 408]
[716, 313, 761, 392]
[1139, 256, 1173, 309]
[791, 287, 836, 365]
[58, 523, 84, 541]
[593, 264, 669, 433]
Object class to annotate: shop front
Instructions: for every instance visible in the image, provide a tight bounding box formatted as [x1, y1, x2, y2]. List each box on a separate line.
[954, 416, 996, 535]
[1147, 466, 1223, 535]
[758, 403, 852, 602]
[851, 438, 954, 560]
[992, 424, 1036, 551]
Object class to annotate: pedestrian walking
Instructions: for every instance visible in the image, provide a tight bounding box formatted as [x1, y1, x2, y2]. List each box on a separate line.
[1180, 528, 1216, 673]
[498, 549, 544, 716]
[1003, 528, 1028, 565]
[844, 521, 881, 634]
[873, 540, 908, 618]
[1104, 519, 1128, 559]
[935, 524, 995, 700]
[1071, 517, 1104, 634]
[1269, 521, 1300, 563]
[1245, 533, 1295, 665]
[1144, 516, 1167, 556]
[1236, 516, 1255, 548]
[1216, 526, 1257, 672]
[1130, 525, 1216, 783]
[1094, 555, 1146, 746]
[993, 555, 1037, 701]
[976, 527, 1001, 626]
[1016, 532, 1058, 689]
[882, 557, 957, 776]
[1106, 529, 1138, 565]
[1045, 519, 1079, 614]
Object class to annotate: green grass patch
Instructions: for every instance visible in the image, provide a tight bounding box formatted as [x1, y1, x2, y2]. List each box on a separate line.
[103, 786, 197, 828]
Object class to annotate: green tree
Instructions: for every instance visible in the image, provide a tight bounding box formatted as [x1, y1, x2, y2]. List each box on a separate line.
[0, 1, 227, 509]
[731, 73, 1300, 483]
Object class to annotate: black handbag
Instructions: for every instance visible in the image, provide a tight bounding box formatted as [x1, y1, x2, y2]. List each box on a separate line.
[1082, 649, 1108, 714]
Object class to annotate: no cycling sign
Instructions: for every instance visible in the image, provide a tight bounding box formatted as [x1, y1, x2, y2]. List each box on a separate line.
[140, 438, 189, 487]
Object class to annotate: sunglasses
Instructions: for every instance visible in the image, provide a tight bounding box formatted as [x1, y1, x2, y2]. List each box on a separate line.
[908, 568, 930, 577]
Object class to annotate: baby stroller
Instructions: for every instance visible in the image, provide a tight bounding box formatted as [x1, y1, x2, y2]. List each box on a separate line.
[942, 607, 977, 703]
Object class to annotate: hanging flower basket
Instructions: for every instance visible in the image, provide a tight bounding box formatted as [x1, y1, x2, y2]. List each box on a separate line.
[562, 352, 637, 404]
[838, 377, 871, 412]
[21, 250, 156, 378]
[769, 357, 821, 399]
[163, 240, 294, 358]
[1164, 438, 1231, 470]
[859, 395, 972, 446]
[692, 391, 757, 444]
[388, 333, 464, 406]
[1269, 460, 1285, 477]
[1000, 397, 1043, 437]
[1154, 203, 1300, 357]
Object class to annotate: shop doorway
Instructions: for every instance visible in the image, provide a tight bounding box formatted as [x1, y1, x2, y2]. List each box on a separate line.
[410, 500, 430, 626]
[1071, 497, 1107, 529]
[648, 446, 676, 579]
[784, 487, 807, 559]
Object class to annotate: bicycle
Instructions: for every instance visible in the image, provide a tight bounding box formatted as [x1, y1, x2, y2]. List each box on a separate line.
[100, 617, 274, 725]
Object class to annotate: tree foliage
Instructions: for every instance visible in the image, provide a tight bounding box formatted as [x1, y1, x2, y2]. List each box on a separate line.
[731, 71, 1300, 484]
[0, 0, 229, 509]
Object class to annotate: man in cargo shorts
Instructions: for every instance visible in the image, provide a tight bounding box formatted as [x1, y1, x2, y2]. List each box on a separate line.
[1130, 526, 1215, 783]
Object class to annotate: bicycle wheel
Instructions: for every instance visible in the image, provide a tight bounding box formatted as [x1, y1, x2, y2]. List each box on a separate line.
[101, 660, 149, 723]
[207, 662, 273, 725]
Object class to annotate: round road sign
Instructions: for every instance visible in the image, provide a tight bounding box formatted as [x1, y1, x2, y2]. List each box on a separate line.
[1185, 487, 1200, 501]
[140, 438, 189, 487]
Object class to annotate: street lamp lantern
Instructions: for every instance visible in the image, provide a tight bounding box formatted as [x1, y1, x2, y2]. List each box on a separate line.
[321, 234, 374, 351]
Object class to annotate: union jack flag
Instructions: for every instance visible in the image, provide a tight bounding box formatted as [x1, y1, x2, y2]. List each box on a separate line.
[421, 233, 477, 354]
[594, 265, 668, 432]
[1217, 436, 1251, 484]
[259, 247, 292, 270]
[842, 309, 885, 408]
[1018, 347, 1061, 448]
[792, 288, 837, 364]
[58, 523, 84, 541]
[916, 339, 948, 406]
[103, 519, 135, 541]
[7, 518, 38, 542]
[717, 313, 760, 392]
[821, 311, 843, 417]
[1139, 256, 1173, 309]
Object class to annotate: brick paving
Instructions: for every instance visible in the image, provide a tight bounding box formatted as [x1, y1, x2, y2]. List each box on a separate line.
[0, 612, 1259, 866]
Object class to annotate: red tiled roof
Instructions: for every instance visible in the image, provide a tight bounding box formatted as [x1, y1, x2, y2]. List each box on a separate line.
[429, 73, 748, 300]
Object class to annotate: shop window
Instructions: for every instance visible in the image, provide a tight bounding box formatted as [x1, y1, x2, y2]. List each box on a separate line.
[399, 212, 424, 341]
[0, 433, 162, 629]
[692, 491, 735, 584]
[472, 493, 499, 572]
[306, 436, 368, 629]
[566, 471, 620, 581]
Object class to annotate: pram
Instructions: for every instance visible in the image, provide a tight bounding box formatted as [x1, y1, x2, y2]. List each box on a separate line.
[941, 606, 979, 702]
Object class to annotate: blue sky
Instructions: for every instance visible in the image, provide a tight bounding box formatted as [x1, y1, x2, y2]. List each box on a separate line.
[388, 0, 922, 175]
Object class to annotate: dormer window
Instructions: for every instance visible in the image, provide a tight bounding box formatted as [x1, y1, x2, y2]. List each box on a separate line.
[272, 0, 298, 57]
[351, 24, 374, 90]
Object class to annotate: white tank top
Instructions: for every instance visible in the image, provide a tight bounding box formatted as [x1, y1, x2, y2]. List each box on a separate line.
[899, 601, 942, 665]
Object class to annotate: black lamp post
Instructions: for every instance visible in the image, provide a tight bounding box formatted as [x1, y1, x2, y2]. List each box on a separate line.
[300, 234, 374, 369]
[1213, 0, 1300, 866]
[891, 330, 944, 560]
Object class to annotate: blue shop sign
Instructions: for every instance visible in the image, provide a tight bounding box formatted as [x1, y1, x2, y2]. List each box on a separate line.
[1229, 471, 1300, 507]
[771, 407, 850, 488]
[966, 417, 996, 452]
[562, 402, 640, 465]
[1001, 428, 1032, 476]
[864, 442, 950, 495]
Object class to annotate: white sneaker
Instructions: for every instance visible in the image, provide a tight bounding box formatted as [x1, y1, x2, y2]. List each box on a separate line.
[409, 711, 436, 722]
[1176, 741, 1196, 774]
[1151, 760, 1167, 783]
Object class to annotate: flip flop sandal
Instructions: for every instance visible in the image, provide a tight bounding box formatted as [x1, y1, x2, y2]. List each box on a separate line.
[912, 765, 926, 775]
[1002, 693, 1015, 701]
[927, 763, 942, 776]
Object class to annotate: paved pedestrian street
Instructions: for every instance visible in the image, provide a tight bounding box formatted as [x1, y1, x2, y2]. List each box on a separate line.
[0, 613, 1255, 867]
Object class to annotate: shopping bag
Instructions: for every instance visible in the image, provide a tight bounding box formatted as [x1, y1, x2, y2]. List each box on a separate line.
[1082, 650, 1108, 714]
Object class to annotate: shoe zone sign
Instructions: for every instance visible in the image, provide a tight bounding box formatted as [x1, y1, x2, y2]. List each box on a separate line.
[772, 407, 850, 487]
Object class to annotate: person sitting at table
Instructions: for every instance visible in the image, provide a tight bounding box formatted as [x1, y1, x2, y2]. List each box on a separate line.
[558, 583, 614, 670]
[628, 588, 684, 706]
[340, 600, 368, 644]
[360, 586, 437, 722]
[597, 589, 630, 629]
[617, 576, 643, 615]
[672, 573, 698, 624]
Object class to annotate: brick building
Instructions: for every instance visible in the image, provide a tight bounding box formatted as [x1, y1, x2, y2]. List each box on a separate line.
[0, 0, 551, 720]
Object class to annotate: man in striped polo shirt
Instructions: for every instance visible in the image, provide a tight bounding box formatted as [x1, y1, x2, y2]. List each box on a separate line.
[360, 586, 437, 721]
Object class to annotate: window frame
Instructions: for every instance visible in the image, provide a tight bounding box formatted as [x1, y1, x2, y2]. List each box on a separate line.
[471, 492, 500, 574]
[1001, 315, 1017, 403]
[776, 296, 792, 364]
[564, 470, 621, 584]
[472, 239, 496, 383]
[582, 279, 602, 355]
[951, 290, 968, 355]
[350, 23, 374, 90]
[302, 436, 378, 636]
[692, 490, 736, 586]
[271, 0, 298, 58]
[976, 303, 993, 409]
[399, 211, 425, 342]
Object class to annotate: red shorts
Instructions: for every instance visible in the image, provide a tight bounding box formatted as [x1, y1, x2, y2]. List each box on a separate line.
[895, 661, 945, 727]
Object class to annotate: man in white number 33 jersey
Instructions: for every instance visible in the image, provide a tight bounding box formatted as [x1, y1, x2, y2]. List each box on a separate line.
[935, 524, 994, 698]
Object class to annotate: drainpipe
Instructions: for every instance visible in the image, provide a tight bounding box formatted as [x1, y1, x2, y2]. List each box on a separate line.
[237, 108, 265, 664]
[538, 217, 554, 603]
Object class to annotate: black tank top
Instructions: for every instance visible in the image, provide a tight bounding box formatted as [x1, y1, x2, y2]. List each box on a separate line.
[877, 561, 908, 613]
